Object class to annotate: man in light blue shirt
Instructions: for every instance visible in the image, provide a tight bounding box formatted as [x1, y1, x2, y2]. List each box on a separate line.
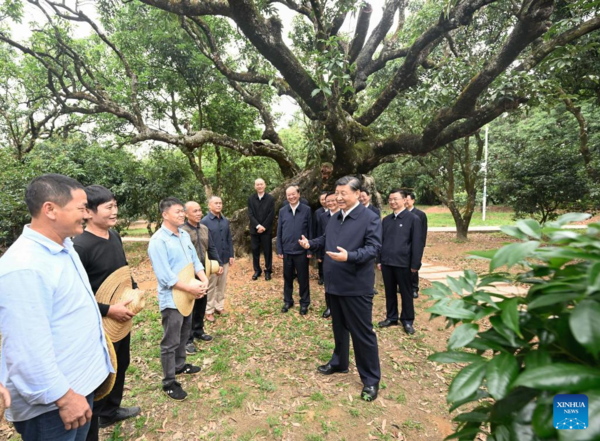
[0, 174, 113, 441]
[148, 197, 208, 401]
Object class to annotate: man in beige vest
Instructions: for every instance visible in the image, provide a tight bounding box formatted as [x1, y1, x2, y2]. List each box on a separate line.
[181, 201, 223, 354]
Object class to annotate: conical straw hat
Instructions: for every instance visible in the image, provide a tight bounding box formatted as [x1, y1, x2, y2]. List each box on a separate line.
[172, 262, 198, 317]
[204, 252, 220, 278]
[95, 266, 146, 342]
[94, 332, 117, 402]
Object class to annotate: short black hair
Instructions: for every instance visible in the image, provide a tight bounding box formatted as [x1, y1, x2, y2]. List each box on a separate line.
[159, 197, 184, 213]
[325, 191, 336, 198]
[85, 185, 115, 213]
[388, 188, 407, 199]
[335, 176, 361, 191]
[320, 191, 328, 195]
[25, 174, 84, 217]
[360, 188, 371, 196]
[406, 192, 416, 201]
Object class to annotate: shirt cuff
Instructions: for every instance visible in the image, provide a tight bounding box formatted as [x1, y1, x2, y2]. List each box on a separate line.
[166, 275, 179, 289]
[346, 251, 357, 263]
[256, 225, 262, 230]
[98, 303, 110, 317]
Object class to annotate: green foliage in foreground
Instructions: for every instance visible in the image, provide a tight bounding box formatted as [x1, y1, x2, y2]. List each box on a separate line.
[426, 213, 600, 440]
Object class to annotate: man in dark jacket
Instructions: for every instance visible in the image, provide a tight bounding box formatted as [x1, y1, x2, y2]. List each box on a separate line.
[248, 178, 275, 281]
[317, 192, 339, 318]
[378, 189, 424, 335]
[406, 192, 428, 298]
[182, 201, 223, 354]
[359, 188, 381, 218]
[313, 191, 328, 285]
[299, 176, 382, 401]
[277, 185, 312, 315]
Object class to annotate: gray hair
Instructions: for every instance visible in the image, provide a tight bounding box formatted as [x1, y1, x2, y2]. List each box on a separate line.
[335, 176, 361, 191]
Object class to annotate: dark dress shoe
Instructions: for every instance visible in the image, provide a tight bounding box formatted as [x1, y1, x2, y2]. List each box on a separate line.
[318, 277, 324, 285]
[265, 271, 272, 281]
[403, 323, 416, 335]
[317, 364, 349, 375]
[252, 271, 262, 281]
[197, 333, 213, 342]
[300, 307, 308, 315]
[99, 406, 141, 428]
[361, 385, 379, 401]
[413, 290, 419, 299]
[322, 308, 331, 319]
[378, 319, 399, 328]
[281, 304, 293, 313]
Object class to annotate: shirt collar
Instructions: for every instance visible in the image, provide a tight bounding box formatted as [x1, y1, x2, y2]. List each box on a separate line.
[342, 201, 360, 218]
[288, 202, 300, 212]
[209, 212, 221, 220]
[161, 224, 181, 236]
[185, 220, 200, 230]
[22, 225, 69, 255]
[394, 208, 407, 218]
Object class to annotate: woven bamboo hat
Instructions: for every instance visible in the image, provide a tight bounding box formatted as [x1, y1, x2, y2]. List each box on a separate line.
[95, 266, 145, 342]
[204, 252, 220, 278]
[172, 262, 199, 317]
[94, 332, 117, 402]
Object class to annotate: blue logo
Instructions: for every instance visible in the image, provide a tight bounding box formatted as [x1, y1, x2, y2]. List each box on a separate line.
[553, 394, 588, 430]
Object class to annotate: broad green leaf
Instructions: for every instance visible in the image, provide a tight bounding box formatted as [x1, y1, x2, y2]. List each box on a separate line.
[449, 389, 489, 413]
[444, 427, 481, 440]
[447, 276, 466, 296]
[429, 351, 484, 363]
[491, 241, 540, 271]
[513, 363, 600, 391]
[486, 353, 519, 400]
[448, 324, 479, 350]
[472, 290, 501, 309]
[569, 300, 600, 356]
[527, 292, 581, 309]
[426, 303, 476, 320]
[516, 219, 542, 239]
[453, 411, 490, 423]
[310, 88, 321, 97]
[524, 349, 551, 370]
[588, 262, 600, 294]
[500, 298, 521, 337]
[448, 361, 487, 403]
[500, 225, 529, 240]
[469, 249, 498, 260]
[532, 403, 554, 438]
[552, 212, 591, 226]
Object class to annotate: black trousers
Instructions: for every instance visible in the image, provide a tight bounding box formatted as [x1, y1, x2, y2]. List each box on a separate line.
[382, 265, 415, 324]
[251, 233, 272, 273]
[328, 293, 380, 386]
[283, 253, 310, 307]
[411, 270, 420, 293]
[187, 294, 207, 344]
[86, 333, 131, 441]
[318, 260, 324, 279]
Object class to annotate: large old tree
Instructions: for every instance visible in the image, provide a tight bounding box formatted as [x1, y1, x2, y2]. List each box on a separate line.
[1, 0, 599, 247]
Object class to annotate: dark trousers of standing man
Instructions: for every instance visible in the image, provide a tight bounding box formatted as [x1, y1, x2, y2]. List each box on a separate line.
[382, 265, 415, 324]
[86, 333, 131, 441]
[328, 293, 380, 386]
[283, 253, 310, 307]
[187, 294, 208, 344]
[251, 233, 272, 273]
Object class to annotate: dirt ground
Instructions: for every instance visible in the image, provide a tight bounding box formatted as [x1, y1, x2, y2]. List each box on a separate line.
[0, 232, 519, 441]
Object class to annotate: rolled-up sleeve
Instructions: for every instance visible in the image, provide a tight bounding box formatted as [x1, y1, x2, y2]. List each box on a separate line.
[148, 239, 179, 288]
[0, 270, 70, 405]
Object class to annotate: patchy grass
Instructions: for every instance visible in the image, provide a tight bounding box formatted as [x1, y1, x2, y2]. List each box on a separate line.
[380, 205, 518, 227]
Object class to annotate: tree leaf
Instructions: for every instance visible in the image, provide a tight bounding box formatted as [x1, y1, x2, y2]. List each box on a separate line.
[569, 300, 600, 356]
[513, 363, 600, 392]
[448, 361, 487, 403]
[426, 303, 476, 320]
[491, 241, 540, 270]
[486, 353, 519, 400]
[527, 292, 581, 309]
[500, 298, 521, 337]
[515, 219, 542, 239]
[552, 212, 591, 226]
[429, 351, 484, 364]
[448, 323, 479, 350]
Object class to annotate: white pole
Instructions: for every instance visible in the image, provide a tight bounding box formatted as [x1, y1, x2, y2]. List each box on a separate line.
[482, 125, 489, 222]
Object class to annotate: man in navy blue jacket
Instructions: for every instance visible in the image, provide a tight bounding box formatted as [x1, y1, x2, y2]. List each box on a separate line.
[377, 189, 424, 335]
[277, 185, 312, 314]
[299, 176, 382, 401]
[406, 192, 428, 298]
[317, 192, 339, 318]
[313, 191, 328, 285]
[359, 188, 381, 218]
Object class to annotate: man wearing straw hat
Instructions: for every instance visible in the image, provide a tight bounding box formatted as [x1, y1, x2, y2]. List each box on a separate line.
[148, 197, 208, 401]
[182, 200, 223, 355]
[73, 185, 142, 437]
[0, 174, 113, 440]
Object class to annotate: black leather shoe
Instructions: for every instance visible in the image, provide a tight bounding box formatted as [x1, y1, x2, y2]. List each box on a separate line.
[361, 385, 379, 402]
[99, 406, 141, 428]
[413, 290, 419, 299]
[317, 364, 349, 375]
[300, 307, 308, 315]
[197, 333, 213, 342]
[252, 270, 262, 281]
[281, 304, 293, 313]
[265, 271, 272, 281]
[322, 308, 331, 319]
[378, 319, 399, 328]
[404, 323, 416, 335]
[318, 277, 324, 285]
